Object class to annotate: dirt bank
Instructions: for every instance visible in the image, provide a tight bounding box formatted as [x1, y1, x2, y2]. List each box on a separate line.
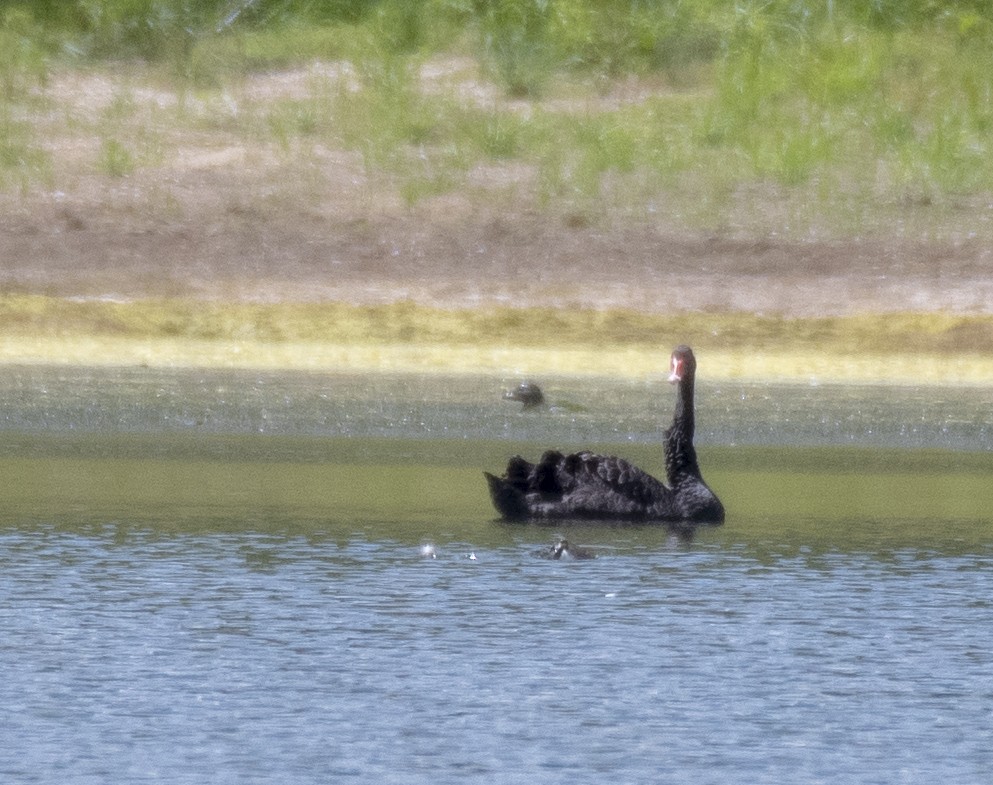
[5, 180, 993, 316]
[3, 66, 993, 318]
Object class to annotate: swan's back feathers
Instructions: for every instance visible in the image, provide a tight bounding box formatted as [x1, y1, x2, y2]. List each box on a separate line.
[487, 450, 676, 521]
[560, 451, 666, 506]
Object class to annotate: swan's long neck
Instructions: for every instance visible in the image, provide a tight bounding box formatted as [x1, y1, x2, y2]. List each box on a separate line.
[664, 373, 702, 483]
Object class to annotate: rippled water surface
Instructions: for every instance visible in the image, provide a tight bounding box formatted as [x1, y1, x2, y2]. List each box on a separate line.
[2, 366, 992, 784]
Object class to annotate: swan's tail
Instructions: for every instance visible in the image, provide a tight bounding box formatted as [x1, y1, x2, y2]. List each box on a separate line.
[484, 472, 529, 520]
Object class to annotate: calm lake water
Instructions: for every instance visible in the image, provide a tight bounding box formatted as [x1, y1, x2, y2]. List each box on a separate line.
[2, 365, 992, 784]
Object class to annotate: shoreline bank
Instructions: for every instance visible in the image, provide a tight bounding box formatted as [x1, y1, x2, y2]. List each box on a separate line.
[3, 295, 992, 385]
[2, 334, 990, 386]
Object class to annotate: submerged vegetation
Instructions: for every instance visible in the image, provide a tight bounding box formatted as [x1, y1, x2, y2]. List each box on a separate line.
[1, 0, 992, 227]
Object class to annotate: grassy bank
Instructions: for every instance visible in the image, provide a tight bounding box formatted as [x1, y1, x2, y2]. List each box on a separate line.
[2, 296, 992, 384]
[2, 2, 993, 236]
[3, 4, 992, 381]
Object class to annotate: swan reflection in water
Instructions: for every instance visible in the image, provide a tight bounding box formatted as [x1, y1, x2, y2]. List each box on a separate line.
[486, 346, 724, 525]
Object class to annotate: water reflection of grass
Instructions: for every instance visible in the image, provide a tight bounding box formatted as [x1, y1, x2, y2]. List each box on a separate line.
[2, 295, 992, 383]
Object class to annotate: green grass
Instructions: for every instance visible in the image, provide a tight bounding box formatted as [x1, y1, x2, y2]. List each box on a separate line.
[2, 1, 993, 233]
[0, 8, 50, 188]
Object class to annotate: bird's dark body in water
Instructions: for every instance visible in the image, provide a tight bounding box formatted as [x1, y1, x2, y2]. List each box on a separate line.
[545, 539, 596, 560]
[503, 381, 545, 409]
[485, 346, 724, 524]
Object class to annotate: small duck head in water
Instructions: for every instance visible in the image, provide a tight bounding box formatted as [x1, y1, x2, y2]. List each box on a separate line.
[503, 381, 545, 410]
[548, 539, 596, 560]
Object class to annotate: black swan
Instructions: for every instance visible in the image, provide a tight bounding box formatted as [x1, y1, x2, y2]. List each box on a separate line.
[503, 381, 545, 409]
[484, 345, 724, 524]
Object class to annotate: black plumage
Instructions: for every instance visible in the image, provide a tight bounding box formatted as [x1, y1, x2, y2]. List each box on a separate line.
[484, 346, 724, 524]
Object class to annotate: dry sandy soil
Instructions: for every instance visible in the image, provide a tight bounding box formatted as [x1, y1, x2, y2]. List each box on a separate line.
[3, 64, 993, 317]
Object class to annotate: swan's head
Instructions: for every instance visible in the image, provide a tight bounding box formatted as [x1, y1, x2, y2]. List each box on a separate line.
[503, 381, 545, 408]
[668, 345, 696, 384]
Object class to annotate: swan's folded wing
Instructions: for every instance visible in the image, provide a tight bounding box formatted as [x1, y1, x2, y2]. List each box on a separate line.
[554, 452, 671, 515]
